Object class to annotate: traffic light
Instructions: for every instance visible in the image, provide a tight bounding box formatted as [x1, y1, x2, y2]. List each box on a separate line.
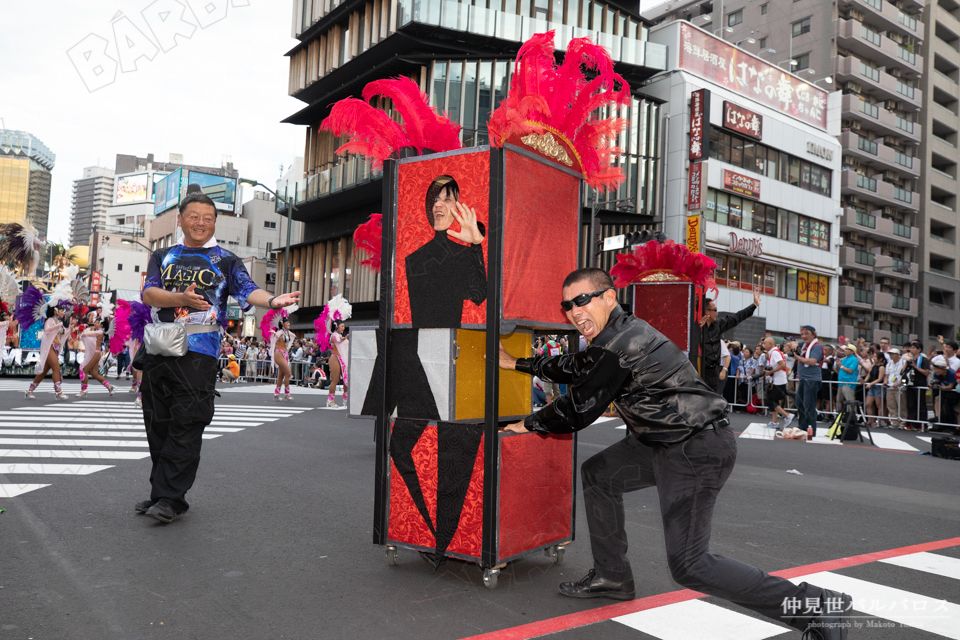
[624, 230, 667, 247]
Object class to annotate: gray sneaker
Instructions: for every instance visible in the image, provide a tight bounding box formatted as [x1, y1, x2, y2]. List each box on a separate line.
[784, 414, 795, 428]
[766, 421, 779, 429]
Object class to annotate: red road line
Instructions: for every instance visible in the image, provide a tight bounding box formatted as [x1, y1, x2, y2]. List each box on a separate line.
[459, 536, 960, 640]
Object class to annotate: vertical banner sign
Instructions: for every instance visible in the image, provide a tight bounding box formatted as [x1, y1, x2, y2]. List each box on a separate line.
[91, 271, 101, 292]
[689, 88, 711, 160]
[688, 161, 703, 210]
[91, 292, 99, 306]
[686, 215, 702, 253]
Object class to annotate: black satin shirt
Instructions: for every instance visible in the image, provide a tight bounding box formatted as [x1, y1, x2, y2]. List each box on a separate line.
[516, 307, 728, 445]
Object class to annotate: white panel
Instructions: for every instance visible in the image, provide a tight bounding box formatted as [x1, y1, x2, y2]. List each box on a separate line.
[880, 552, 960, 581]
[868, 432, 919, 452]
[614, 598, 789, 640]
[0, 449, 150, 460]
[0, 484, 50, 497]
[0, 463, 113, 475]
[418, 329, 453, 421]
[348, 327, 378, 416]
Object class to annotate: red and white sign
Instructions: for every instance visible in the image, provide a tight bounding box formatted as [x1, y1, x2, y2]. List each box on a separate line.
[679, 23, 828, 131]
[729, 232, 763, 257]
[91, 271, 101, 293]
[723, 169, 761, 199]
[688, 162, 703, 210]
[90, 292, 100, 306]
[723, 101, 763, 140]
[690, 88, 710, 160]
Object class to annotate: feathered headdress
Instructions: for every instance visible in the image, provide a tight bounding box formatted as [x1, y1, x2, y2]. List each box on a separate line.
[109, 300, 133, 355]
[14, 285, 47, 329]
[321, 76, 462, 170]
[128, 298, 152, 343]
[0, 223, 45, 274]
[64, 263, 91, 305]
[259, 304, 299, 342]
[487, 31, 631, 192]
[48, 277, 77, 310]
[610, 240, 718, 295]
[0, 265, 21, 306]
[314, 295, 352, 352]
[99, 300, 115, 320]
[353, 214, 382, 271]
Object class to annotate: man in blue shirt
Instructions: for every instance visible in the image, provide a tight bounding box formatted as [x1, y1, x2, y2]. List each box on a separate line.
[138, 193, 300, 524]
[795, 325, 824, 436]
[836, 343, 860, 406]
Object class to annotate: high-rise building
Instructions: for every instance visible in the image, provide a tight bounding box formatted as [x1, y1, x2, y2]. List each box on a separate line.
[279, 0, 668, 325]
[918, 0, 960, 345]
[0, 129, 56, 240]
[644, 0, 924, 347]
[69, 166, 115, 248]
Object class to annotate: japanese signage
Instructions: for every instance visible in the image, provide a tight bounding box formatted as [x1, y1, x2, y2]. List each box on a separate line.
[91, 271, 101, 293]
[687, 215, 702, 253]
[690, 89, 711, 160]
[688, 162, 704, 210]
[679, 23, 828, 131]
[91, 292, 100, 306]
[728, 232, 763, 258]
[723, 170, 761, 199]
[723, 101, 762, 140]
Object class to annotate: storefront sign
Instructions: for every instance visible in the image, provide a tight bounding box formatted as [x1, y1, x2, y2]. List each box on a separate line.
[687, 215, 702, 253]
[806, 141, 834, 162]
[688, 162, 704, 210]
[690, 88, 711, 160]
[90, 292, 99, 305]
[723, 169, 761, 199]
[723, 101, 762, 140]
[729, 231, 763, 258]
[679, 23, 828, 130]
[91, 271, 101, 292]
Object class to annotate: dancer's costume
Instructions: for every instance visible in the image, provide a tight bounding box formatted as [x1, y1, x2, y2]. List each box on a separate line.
[128, 298, 152, 405]
[259, 305, 299, 400]
[315, 294, 352, 407]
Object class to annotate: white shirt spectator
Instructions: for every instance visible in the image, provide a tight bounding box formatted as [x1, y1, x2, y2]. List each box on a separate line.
[885, 358, 905, 386]
[767, 348, 788, 386]
[949, 355, 960, 371]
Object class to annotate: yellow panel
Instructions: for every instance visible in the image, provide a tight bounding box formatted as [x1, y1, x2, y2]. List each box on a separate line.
[454, 329, 532, 421]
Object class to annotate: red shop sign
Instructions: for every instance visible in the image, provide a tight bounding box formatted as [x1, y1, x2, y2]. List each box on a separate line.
[690, 88, 711, 160]
[91, 271, 101, 292]
[723, 101, 763, 141]
[688, 162, 703, 210]
[723, 169, 761, 199]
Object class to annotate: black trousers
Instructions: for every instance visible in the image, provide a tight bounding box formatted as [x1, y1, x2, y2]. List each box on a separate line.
[906, 385, 927, 425]
[140, 351, 217, 513]
[581, 426, 820, 632]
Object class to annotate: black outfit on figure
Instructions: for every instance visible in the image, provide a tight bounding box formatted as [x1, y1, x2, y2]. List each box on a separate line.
[700, 303, 756, 392]
[906, 354, 928, 425]
[515, 306, 829, 634]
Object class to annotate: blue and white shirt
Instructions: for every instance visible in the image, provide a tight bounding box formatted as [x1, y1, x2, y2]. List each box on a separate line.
[143, 243, 259, 359]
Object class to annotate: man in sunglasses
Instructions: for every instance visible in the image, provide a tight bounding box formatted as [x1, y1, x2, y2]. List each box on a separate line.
[700, 290, 760, 394]
[498, 267, 851, 640]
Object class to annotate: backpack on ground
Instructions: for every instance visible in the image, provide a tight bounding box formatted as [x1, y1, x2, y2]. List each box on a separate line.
[932, 435, 960, 460]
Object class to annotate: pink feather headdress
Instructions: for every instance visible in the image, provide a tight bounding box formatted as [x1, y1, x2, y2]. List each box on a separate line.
[321, 76, 462, 170]
[487, 31, 631, 192]
[610, 240, 718, 296]
[314, 295, 352, 352]
[353, 214, 382, 271]
[109, 300, 133, 355]
[259, 305, 298, 342]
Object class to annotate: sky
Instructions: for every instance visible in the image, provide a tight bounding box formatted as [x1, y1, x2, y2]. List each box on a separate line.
[0, 0, 305, 247]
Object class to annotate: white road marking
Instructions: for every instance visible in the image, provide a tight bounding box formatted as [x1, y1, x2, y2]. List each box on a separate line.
[880, 552, 960, 581]
[0, 463, 113, 475]
[0, 436, 220, 447]
[614, 598, 788, 640]
[867, 432, 920, 452]
[0, 449, 150, 459]
[0, 484, 50, 497]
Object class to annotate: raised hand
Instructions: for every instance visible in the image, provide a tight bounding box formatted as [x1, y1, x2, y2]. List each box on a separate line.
[273, 291, 301, 308]
[180, 283, 211, 311]
[446, 202, 484, 245]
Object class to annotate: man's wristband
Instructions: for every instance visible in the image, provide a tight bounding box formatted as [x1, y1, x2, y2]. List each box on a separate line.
[268, 296, 277, 310]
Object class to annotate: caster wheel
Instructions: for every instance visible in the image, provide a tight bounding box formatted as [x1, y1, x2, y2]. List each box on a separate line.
[544, 545, 565, 565]
[386, 545, 398, 566]
[483, 568, 500, 589]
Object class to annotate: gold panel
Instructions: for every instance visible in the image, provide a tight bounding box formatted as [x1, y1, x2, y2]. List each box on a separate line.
[0, 157, 29, 225]
[455, 329, 532, 421]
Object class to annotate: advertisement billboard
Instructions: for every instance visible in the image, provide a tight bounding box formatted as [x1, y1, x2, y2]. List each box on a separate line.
[185, 171, 237, 212]
[115, 173, 149, 204]
[151, 172, 169, 201]
[154, 168, 183, 214]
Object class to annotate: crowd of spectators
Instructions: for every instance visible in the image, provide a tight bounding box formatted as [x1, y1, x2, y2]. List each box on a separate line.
[722, 333, 960, 433]
[216, 333, 340, 389]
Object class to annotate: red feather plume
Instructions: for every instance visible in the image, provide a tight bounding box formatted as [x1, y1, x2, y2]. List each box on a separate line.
[322, 76, 461, 169]
[488, 31, 631, 192]
[352, 214, 382, 271]
[610, 240, 718, 296]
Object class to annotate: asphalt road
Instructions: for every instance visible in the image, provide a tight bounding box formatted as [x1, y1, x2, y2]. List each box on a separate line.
[1, 382, 959, 640]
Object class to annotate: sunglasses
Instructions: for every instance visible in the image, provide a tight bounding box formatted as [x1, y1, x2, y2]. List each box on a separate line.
[561, 289, 612, 311]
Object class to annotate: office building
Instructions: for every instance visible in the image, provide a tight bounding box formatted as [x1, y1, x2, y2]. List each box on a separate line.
[0, 129, 56, 240]
[69, 166, 115, 248]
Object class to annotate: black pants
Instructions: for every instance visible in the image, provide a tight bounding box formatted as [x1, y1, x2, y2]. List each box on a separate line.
[906, 385, 927, 425]
[116, 353, 130, 378]
[581, 426, 820, 632]
[140, 351, 217, 513]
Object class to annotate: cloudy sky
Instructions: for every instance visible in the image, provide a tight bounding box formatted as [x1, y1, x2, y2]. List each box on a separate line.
[0, 0, 305, 247]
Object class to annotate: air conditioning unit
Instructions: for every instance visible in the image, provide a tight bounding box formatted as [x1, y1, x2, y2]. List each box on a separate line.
[888, 32, 904, 44]
[850, 9, 865, 20]
[850, 120, 863, 131]
[883, 206, 897, 215]
[889, 68, 902, 78]
[885, 100, 905, 111]
[884, 135, 901, 146]
[848, 195, 861, 205]
[849, 231, 861, 241]
[884, 170, 900, 181]
[844, 82, 863, 94]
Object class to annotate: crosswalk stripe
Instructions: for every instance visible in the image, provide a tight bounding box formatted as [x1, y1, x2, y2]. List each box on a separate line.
[791, 571, 960, 639]
[613, 598, 787, 640]
[0, 415, 265, 425]
[0, 463, 113, 475]
[868, 432, 920, 452]
[0, 421, 259, 428]
[0, 449, 150, 459]
[0, 484, 50, 497]
[880, 551, 960, 581]
[0, 427, 244, 436]
[0, 436, 220, 447]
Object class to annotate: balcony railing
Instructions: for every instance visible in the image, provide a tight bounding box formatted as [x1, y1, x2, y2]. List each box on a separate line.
[898, 11, 917, 30]
[861, 25, 881, 45]
[891, 332, 910, 345]
[860, 99, 880, 118]
[896, 116, 915, 133]
[897, 81, 916, 98]
[894, 187, 912, 203]
[276, 157, 383, 213]
[897, 46, 916, 64]
[855, 288, 874, 303]
[892, 295, 910, 310]
[860, 62, 881, 82]
[858, 136, 879, 154]
[893, 223, 912, 238]
[863, 0, 882, 10]
[856, 249, 876, 266]
[856, 211, 877, 228]
[857, 174, 878, 191]
[894, 151, 914, 168]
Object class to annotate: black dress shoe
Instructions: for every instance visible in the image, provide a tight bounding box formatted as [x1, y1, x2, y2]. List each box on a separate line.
[134, 499, 155, 514]
[145, 500, 180, 524]
[802, 589, 852, 640]
[559, 569, 635, 601]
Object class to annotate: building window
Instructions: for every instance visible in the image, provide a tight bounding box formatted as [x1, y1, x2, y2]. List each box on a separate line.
[794, 53, 810, 70]
[118, 264, 123, 271]
[761, 3, 768, 14]
[860, 61, 880, 82]
[134, 265, 140, 273]
[759, 37, 767, 48]
[264, 221, 277, 229]
[706, 252, 829, 305]
[703, 189, 831, 250]
[792, 18, 811, 36]
[728, 10, 743, 26]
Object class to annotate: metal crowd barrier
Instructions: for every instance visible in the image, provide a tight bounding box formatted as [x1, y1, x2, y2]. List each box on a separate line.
[216, 355, 326, 388]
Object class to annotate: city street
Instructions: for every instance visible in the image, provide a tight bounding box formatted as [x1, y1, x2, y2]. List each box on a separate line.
[1, 383, 959, 639]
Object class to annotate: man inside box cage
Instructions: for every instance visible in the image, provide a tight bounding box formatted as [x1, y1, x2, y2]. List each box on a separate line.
[498, 267, 852, 640]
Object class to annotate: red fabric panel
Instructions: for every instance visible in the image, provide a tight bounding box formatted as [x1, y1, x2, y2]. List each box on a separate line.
[393, 152, 490, 326]
[446, 434, 485, 558]
[498, 432, 573, 559]
[388, 424, 438, 547]
[633, 283, 693, 352]
[503, 151, 580, 326]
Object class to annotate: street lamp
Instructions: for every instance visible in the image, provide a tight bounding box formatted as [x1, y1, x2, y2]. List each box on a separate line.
[714, 27, 733, 35]
[239, 178, 296, 295]
[589, 197, 636, 267]
[120, 238, 151, 252]
[758, 48, 776, 57]
[735, 38, 756, 46]
[814, 76, 834, 87]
